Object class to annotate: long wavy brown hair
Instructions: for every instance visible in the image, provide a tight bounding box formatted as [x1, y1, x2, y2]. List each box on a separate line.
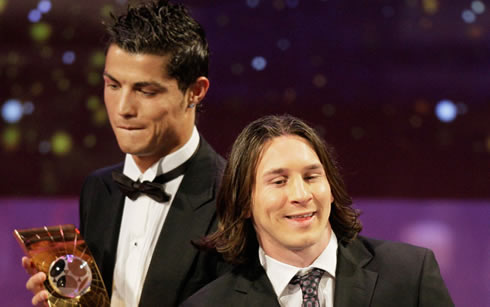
[202, 114, 362, 264]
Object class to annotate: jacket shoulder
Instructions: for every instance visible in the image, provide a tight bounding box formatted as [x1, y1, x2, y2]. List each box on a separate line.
[180, 272, 240, 307]
[356, 235, 429, 261]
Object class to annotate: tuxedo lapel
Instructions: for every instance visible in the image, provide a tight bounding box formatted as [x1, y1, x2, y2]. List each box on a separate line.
[81, 163, 126, 296]
[334, 239, 378, 307]
[139, 139, 221, 306]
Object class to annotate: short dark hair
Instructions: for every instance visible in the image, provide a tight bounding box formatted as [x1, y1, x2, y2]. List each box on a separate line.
[202, 114, 362, 265]
[105, 0, 209, 94]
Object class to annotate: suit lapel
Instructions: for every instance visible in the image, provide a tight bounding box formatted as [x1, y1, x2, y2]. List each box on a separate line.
[102, 173, 125, 283]
[139, 140, 220, 306]
[233, 261, 281, 307]
[334, 238, 378, 307]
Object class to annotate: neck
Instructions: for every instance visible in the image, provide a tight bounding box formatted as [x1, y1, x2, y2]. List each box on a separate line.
[132, 155, 164, 173]
[132, 126, 195, 173]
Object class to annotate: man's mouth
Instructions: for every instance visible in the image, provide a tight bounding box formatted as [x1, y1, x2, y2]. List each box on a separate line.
[286, 212, 315, 219]
[118, 125, 143, 130]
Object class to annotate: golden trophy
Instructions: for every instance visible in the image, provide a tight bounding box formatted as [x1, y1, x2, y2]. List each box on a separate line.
[14, 224, 110, 307]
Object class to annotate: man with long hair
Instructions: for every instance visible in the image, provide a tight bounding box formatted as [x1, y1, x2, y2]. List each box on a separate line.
[182, 114, 453, 306]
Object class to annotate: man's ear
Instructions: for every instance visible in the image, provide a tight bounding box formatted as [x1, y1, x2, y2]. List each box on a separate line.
[187, 76, 210, 107]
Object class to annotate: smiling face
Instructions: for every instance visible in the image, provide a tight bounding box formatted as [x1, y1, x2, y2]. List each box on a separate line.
[103, 44, 207, 171]
[251, 135, 334, 265]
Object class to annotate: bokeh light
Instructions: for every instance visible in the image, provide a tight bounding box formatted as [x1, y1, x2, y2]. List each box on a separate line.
[93, 108, 108, 126]
[277, 38, 291, 51]
[471, 1, 485, 14]
[285, 0, 299, 9]
[2, 127, 21, 150]
[0, 0, 7, 13]
[422, 0, 439, 15]
[251, 56, 267, 71]
[2, 99, 23, 123]
[51, 131, 73, 155]
[30, 22, 52, 41]
[38, 0, 52, 13]
[462, 10, 476, 23]
[23, 102, 35, 115]
[90, 51, 105, 68]
[86, 96, 101, 110]
[62, 51, 76, 64]
[313, 73, 327, 88]
[28, 9, 42, 23]
[435, 99, 457, 123]
[246, 0, 260, 8]
[39, 140, 51, 154]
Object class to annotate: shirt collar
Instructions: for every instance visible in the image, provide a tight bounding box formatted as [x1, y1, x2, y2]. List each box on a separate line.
[123, 126, 200, 182]
[259, 231, 338, 298]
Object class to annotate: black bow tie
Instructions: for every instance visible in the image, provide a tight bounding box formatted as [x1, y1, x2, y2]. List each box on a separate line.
[112, 142, 200, 202]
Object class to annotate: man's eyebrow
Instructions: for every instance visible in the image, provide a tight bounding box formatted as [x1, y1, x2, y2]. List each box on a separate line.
[103, 72, 119, 83]
[305, 163, 323, 171]
[102, 72, 166, 90]
[133, 81, 166, 90]
[262, 168, 286, 177]
[262, 164, 323, 177]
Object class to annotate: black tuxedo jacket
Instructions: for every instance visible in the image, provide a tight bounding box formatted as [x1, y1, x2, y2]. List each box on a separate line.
[181, 236, 454, 307]
[79, 138, 227, 307]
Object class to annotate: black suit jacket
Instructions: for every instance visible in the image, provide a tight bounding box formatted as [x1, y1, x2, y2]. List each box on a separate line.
[181, 236, 454, 307]
[79, 137, 227, 307]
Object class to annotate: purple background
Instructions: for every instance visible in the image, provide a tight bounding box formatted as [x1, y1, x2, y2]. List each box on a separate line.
[3, 198, 489, 307]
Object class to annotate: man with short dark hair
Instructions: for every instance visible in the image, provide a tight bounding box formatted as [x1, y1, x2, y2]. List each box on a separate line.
[182, 114, 454, 307]
[22, 1, 226, 306]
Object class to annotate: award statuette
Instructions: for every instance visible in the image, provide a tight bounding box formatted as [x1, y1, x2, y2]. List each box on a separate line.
[14, 224, 110, 307]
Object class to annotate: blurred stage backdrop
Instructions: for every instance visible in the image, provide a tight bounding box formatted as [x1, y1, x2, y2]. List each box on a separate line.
[1, 0, 489, 306]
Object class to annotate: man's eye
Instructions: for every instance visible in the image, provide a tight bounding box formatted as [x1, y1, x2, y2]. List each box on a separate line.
[272, 179, 286, 185]
[140, 90, 157, 97]
[106, 83, 119, 89]
[305, 175, 319, 181]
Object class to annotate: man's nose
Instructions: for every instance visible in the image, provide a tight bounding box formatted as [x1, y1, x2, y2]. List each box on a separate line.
[288, 176, 312, 205]
[117, 91, 137, 117]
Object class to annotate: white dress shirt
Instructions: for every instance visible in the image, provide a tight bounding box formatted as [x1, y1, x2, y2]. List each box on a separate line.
[259, 231, 338, 307]
[110, 127, 200, 307]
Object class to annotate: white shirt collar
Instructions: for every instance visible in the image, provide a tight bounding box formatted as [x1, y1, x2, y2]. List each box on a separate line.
[259, 231, 338, 298]
[122, 126, 200, 182]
